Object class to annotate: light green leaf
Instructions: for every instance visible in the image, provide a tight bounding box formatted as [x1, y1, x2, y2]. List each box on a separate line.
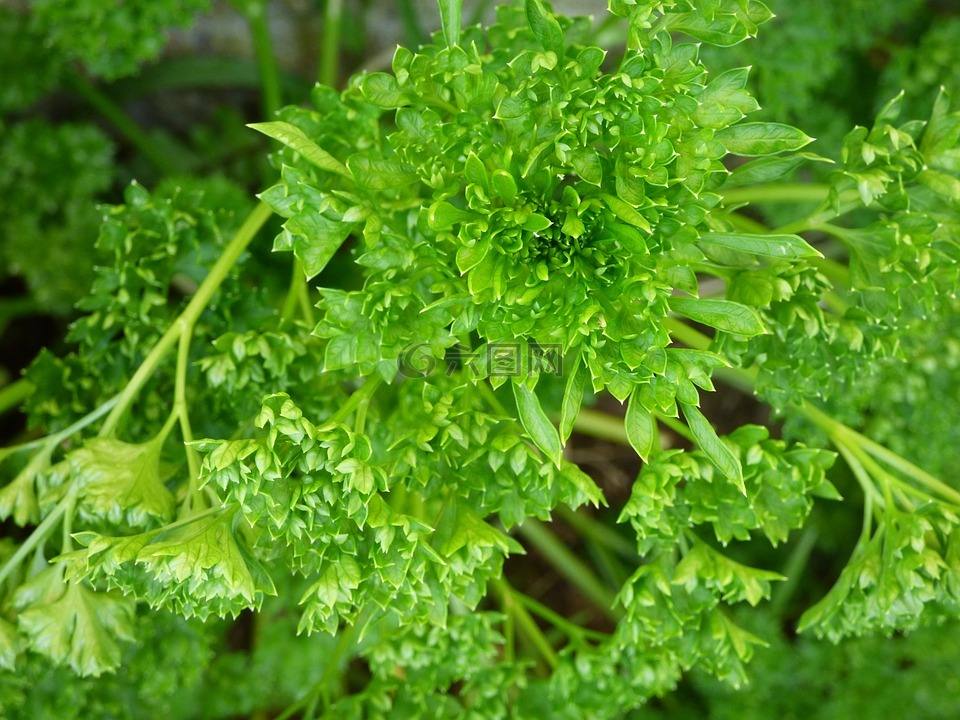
[513, 383, 563, 468]
[17, 568, 135, 677]
[680, 403, 744, 489]
[436, 0, 462, 47]
[699, 232, 822, 259]
[717, 122, 814, 156]
[525, 0, 565, 58]
[247, 121, 349, 177]
[347, 156, 419, 191]
[669, 297, 765, 337]
[285, 212, 353, 278]
[559, 461, 605, 508]
[560, 353, 586, 443]
[69, 437, 175, 531]
[602, 194, 652, 232]
[625, 391, 655, 462]
[360, 72, 411, 109]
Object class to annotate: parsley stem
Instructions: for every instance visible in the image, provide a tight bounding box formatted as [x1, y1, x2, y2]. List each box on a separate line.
[281, 258, 315, 324]
[99, 202, 273, 438]
[0, 485, 77, 589]
[175, 330, 203, 511]
[329, 376, 383, 426]
[518, 518, 622, 622]
[490, 576, 560, 670]
[65, 73, 182, 176]
[319, 0, 343, 87]
[510, 585, 609, 643]
[555, 505, 636, 560]
[720, 183, 831, 206]
[0, 379, 34, 417]
[243, 0, 283, 119]
[571, 407, 629, 444]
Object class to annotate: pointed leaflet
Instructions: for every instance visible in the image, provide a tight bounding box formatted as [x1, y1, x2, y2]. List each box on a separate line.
[699, 232, 822, 260]
[248, 122, 350, 178]
[716, 122, 813, 157]
[669, 297, 765, 336]
[525, 0, 565, 58]
[680, 402, 744, 491]
[513, 383, 563, 468]
[625, 390, 655, 462]
[436, 0, 462, 47]
[560, 352, 586, 443]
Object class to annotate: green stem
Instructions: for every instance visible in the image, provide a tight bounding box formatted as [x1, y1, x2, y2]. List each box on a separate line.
[511, 587, 608, 642]
[99, 202, 273, 437]
[662, 315, 713, 351]
[0, 379, 34, 417]
[726, 211, 771, 235]
[490, 576, 560, 670]
[329, 377, 383, 426]
[279, 616, 362, 720]
[555, 505, 636, 560]
[281, 259, 315, 324]
[769, 523, 819, 616]
[654, 412, 694, 442]
[398, 0, 426, 45]
[771, 189, 862, 235]
[720, 183, 831, 206]
[572, 408, 629, 445]
[800, 404, 960, 507]
[65, 73, 180, 175]
[244, 0, 283, 118]
[175, 330, 203, 512]
[0, 486, 77, 588]
[518, 518, 621, 622]
[320, 0, 343, 87]
[812, 256, 853, 288]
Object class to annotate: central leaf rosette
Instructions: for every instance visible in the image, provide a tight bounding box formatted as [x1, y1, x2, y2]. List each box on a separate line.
[258, 1, 810, 404]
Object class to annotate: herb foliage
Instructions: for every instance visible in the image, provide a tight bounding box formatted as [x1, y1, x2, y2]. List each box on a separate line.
[1, 1, 960, 718]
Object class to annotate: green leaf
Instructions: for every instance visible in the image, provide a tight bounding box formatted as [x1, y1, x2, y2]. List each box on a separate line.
[513, 384, 563, 468]
[680, 403, 744, 489]
[602, 194, 652, 232]
[436, 0, 462, 47]
[247, 121, 350, 177]
[560, 354, 586, 443]
[525, 0, 565, 58]
[360, 72, 411, 109]
[669, 297, 765, 336]
[347, 156, 419, 191]
[692, 68, 760, 129]
[716, 122, 814, 156]
[69, 437, 175, 531]
[625, 391, 656, 462]
[286, 212, 353, 278]
[699, 232, 822, 259]
[571, 147, 602, 185]
[16, 567, 135, 677]
[725, 152, 832, 187]
[559, 461, 605, 508]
